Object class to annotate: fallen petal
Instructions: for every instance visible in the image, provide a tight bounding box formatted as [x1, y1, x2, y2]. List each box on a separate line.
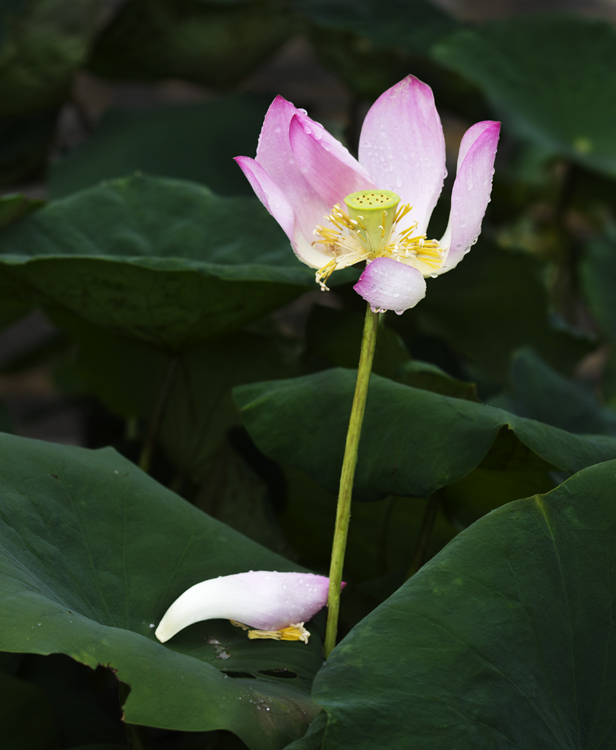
[353, 257, 427, 314]
[155, 571, 332, 643]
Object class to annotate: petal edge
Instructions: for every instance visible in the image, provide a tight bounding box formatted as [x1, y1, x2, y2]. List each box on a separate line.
[439, 121, 500, 273]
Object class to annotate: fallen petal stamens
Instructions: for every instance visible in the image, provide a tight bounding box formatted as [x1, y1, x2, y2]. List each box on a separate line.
[246, 623, 310, 643]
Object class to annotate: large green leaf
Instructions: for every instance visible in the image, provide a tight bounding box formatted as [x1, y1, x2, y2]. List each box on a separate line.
[433, 15, 616, 178]
[313, 459, 616, 748]
[234, 368, 616, 501]
[59, 311, 292, 482]
[283, 711, 327, 750]
[0, 433, 324, 749]
[0, 193, 44, 228]
[395, 360, 478, 401]
[507, 348, 616, 436]
[440, 465, 554, 530]
[49, 95, 271, 199]
[0, 175, 313, 348]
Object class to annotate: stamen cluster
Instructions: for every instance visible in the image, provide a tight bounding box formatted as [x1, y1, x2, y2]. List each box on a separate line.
[313, 201, 444, 291]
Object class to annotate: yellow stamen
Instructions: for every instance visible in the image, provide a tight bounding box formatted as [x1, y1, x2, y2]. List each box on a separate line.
[247, 623, 310, 643]
[313, 189, 445, 285]
[315, 259, 339, 291]
[230, 620, 311, 643]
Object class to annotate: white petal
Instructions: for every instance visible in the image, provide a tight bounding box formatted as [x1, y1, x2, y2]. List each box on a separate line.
[155, 571, 331, 643]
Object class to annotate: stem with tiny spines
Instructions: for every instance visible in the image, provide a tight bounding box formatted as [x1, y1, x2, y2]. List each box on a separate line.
[324, 304, 379, 658]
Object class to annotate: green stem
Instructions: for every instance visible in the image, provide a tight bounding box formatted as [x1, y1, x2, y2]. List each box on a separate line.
[118, 682, 145, 750]
[138, 355, 180, 474]
[406, 494, 441, 580]
[324, 304, 380, 658]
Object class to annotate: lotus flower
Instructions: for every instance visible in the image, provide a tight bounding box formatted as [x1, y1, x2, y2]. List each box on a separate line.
[235, 75, 500, 314]
[155, 571, 334, 644]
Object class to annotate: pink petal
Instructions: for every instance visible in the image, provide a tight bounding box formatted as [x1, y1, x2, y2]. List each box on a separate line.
[439, 121, 500, 272]
[251, 96, 333, 245]
[155, 571, 334, 643]
[358, 76, 446, 235]
[234, 156, 328, 268]
[234, 156, 296, 241]
[353, 257, 427, 315]
[289, 113, 374, 208]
